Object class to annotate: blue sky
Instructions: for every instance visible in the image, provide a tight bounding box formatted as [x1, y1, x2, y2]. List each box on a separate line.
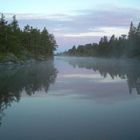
[1, 0, 140, 51]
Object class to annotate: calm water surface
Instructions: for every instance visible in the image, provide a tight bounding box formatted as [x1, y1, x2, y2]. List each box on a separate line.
[0, 57, 140, 140]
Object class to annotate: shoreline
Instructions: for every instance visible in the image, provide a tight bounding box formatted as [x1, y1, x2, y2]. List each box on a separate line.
[0, 53, 54, 65]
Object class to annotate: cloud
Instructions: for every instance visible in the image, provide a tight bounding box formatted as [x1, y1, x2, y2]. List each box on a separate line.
[63, 27, 129, 37]
[6, 6, 139, 35]
[3, 6, 140, 51]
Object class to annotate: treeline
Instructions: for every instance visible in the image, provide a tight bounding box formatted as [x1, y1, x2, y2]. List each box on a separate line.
[0, 14, 57, 60]
[63, 22, 140, 58]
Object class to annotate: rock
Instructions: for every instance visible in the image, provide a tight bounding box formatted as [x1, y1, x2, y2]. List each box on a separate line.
[3, 53, 19, 64]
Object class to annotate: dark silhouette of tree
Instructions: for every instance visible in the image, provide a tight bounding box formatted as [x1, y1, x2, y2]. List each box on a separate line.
[66, 57, 140, 95]
[0, 14, 8, 53]
[0, 13, 57, 60]
[63, 21, 140, 59]
[0, 60, 57, 126]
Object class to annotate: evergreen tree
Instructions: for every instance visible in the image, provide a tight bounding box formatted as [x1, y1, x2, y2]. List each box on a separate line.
[128, 22, 136, 40]
[0, 14, 57, 59]
[0, 14, 8, 53]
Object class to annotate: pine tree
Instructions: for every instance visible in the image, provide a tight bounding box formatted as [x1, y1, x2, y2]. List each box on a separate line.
[128, 22, 136, 39]
[0, 14, 8, 53]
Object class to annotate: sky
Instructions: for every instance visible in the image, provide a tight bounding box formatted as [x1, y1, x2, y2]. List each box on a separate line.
[1, 0, 140, 52]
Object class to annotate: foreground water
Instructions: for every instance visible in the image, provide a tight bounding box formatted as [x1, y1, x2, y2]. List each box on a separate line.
[0, 57, 140, 140]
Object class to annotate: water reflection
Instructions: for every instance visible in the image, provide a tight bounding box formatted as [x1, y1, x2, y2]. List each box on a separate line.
[67, 57, 140, 95]
[0, 60, 57, 126]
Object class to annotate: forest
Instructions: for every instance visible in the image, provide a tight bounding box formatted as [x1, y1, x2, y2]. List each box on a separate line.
[0, 13, 57, 61]
[63, 22, 140, 58]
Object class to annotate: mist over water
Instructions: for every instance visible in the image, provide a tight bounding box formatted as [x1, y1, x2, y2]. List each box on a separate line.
[0, 57, 140, 140]
[64, 57, 140, 95]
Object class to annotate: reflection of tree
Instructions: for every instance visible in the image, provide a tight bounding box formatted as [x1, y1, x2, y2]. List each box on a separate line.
[0, 60, 57, 126]
[68, 58, 140, 95]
